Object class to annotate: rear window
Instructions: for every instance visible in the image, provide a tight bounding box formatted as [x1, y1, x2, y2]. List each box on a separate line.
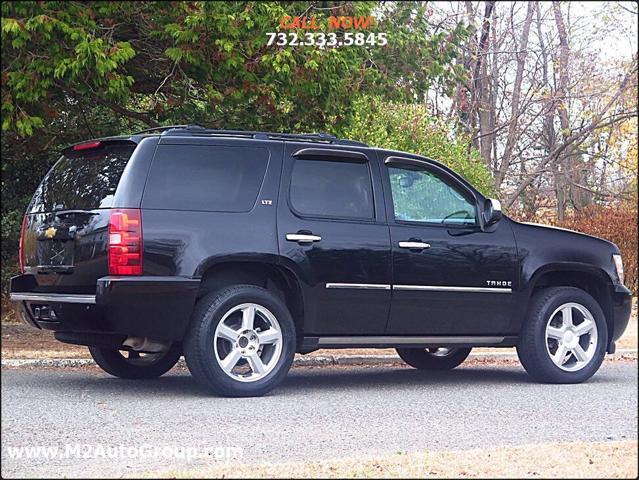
[142, 145, 269, 212]
[28, 142, 136, 213]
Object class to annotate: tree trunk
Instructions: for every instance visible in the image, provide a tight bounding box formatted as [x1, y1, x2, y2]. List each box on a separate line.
[453, 2, 478, 139]
[535, 2, 560, 218]
[473, 1, 496, 167]
[494, 1, 535, 191]
[552, 1, 572, 220]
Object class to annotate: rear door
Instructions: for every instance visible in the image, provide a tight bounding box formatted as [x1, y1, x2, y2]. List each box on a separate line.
[277, 144, 391, 335]
[22, 140, 139, 292]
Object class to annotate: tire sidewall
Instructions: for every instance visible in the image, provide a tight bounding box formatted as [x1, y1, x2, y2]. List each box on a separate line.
[526, 288, 608, 383]
[185, 286, 296, 396]
[89, 343, 182, 379]
[396, 347, 472, 370]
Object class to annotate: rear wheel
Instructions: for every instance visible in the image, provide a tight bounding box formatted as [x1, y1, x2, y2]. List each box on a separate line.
[88, 343, 182, 379]
[396, 347, 472, 370]
[183, 285, 296, 397]
[517, 287, 607, 383]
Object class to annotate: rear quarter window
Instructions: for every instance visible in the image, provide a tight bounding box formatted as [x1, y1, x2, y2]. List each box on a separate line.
[142, 145, 269, 212]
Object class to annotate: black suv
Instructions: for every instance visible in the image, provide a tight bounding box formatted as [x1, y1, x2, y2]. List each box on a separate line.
[10, 125, 632, 396]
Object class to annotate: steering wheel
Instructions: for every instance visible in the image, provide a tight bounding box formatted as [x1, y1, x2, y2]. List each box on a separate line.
[441, 210, 471, 223]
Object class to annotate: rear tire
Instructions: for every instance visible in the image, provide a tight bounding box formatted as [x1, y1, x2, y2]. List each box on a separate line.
[396, 347, 472, 370]
[183, 285, 296, 397]
[89, 343, 182, 379]
[517, 287, 607, 384]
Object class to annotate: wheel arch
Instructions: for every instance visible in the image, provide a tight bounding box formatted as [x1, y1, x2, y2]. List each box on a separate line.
[194, 256, 305, 338]
[525, 263, 615, 349]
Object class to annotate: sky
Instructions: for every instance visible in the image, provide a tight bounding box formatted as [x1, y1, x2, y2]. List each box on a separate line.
[575, 1, 638, 61]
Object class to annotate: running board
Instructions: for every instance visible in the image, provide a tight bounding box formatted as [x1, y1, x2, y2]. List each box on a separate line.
[301, 336, 517, 349]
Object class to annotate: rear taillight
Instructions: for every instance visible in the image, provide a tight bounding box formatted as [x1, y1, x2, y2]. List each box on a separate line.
[108, 209, 143, 276]
[19, 215, 27, 273]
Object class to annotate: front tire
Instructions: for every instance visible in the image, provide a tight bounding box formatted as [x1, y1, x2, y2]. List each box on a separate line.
[88, 343, 182, 379]
[396, 347, 472, 370]
[183, 285, 296, 397]
[517, 287, 607, 384]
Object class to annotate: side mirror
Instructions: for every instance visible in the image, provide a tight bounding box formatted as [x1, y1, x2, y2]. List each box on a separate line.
[482, 198, 502, 226]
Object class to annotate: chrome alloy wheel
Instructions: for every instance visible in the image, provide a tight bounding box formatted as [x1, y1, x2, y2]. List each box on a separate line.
[545, 302, 598, 372]
[214, 303, 283, 382]
[427, 347, 455, 357]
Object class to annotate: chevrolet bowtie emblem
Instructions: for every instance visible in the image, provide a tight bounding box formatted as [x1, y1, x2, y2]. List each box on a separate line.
[44, 227, 57, 239]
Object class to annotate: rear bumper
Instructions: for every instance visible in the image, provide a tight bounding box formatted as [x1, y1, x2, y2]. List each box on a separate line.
[609, 284, 633, 350]
[10, 274, 199, 341]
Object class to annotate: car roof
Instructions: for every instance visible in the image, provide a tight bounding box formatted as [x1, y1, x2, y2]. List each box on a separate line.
[62, 126, 470, 188]
[64, 124, 371, 152]
[116, 125, 367, 145]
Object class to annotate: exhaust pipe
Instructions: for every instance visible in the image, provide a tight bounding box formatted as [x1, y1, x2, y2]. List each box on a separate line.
[122, 337, 171, 353]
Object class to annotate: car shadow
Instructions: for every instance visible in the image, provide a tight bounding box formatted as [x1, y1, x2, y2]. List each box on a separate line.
[281, 365, 532, 391]
[10, 362, 622, 399]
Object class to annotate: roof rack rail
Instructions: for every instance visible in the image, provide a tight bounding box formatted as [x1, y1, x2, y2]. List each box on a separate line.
[145, 124, 368, 147]
[131, 124, 193, 135]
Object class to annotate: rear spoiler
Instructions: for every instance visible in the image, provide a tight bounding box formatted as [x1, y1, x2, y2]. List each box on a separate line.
[61, 138, 138, 156]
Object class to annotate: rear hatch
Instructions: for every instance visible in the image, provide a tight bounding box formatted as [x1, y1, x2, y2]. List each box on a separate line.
[21, 140, 137, 293]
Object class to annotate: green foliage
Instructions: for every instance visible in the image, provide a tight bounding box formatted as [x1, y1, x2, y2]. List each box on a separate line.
[1, 208, 24, 295]
[372, 2, 470, 98]
[342, 97, 495, 196]
[2, 4, 137, 136]
[1, 1, 471, 134]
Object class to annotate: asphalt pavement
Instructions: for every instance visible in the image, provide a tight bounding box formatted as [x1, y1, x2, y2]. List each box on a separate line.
[2, 361, 637, 478]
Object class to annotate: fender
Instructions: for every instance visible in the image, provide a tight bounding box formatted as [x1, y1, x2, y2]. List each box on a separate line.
[193, 252, 283, 278]
[523, 262, 614, 294]
[511, 262, 616, 337]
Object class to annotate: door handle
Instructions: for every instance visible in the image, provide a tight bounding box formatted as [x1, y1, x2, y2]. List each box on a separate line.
[286, 233, 322, 243]
[398, 241, 431, 250]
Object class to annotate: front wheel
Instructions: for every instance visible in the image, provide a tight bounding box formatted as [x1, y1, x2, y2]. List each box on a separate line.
[88, 343, 182, 379]
[517, 287, 607, 384]
[396, 347, 472, 370]
[183, 285, 296, 397]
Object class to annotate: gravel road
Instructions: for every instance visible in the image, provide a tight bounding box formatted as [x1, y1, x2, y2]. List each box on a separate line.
[2, 362, 637, 478]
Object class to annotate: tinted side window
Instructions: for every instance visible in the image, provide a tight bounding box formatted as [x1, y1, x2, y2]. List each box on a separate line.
[388, 166, 477, 225]
[143, 145, 269, 212]
[289, 159, 374, 220]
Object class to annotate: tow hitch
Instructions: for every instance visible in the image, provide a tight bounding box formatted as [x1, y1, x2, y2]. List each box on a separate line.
[33, 306, 57, 321]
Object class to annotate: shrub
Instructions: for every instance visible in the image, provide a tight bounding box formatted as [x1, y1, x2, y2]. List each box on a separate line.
[341, 96, 495, 196]
[555, 206, 638, 294]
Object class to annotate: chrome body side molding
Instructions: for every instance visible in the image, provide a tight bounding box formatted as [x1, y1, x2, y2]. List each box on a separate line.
[394, 285, 512, 294]
[325, 283, 391, 290]
[324, 284, 512, 294]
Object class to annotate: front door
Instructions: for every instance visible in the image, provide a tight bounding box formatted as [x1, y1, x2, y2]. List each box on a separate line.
[381, 155, 518, 335]
[277, 144, 391, 335]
